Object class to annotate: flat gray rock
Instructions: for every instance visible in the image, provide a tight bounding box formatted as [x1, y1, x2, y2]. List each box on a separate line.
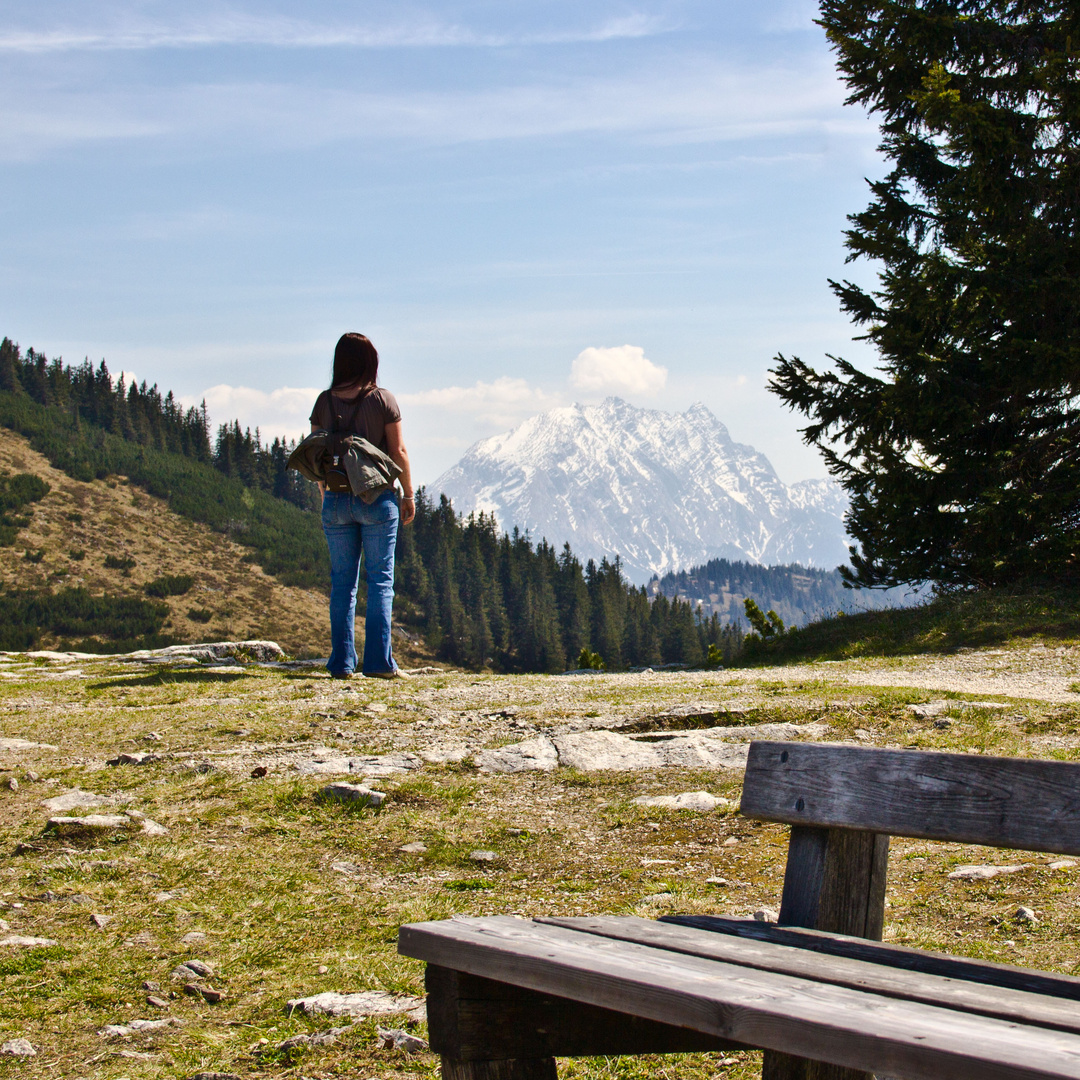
[316, 782, 386, 807]
[483, 723, 827, 774]
[948, 863, 1029, 880]
[285, 990, 423, 1018]
[47, 814, 131, 836]
[0, 737, 57, 752]
[0, 935, 58, 947]
[100, 1017, 182, 1037]
[42, 789, 127, 812]
[555, 731, 664, 771]
[633, 791, 732, 811]
[477, 736, 558, 773]
[378, 1027, 429, 1052]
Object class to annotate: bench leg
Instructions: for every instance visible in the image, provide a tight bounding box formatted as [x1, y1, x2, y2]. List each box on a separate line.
[761, 825, 890, 1080]
[441, 1057, 558, 1080]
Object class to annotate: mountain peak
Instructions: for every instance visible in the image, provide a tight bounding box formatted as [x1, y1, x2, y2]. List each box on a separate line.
[435, 399, 848, 583]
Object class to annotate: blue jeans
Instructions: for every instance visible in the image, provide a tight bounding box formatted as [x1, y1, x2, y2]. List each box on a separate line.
[321, 490, 400, 677]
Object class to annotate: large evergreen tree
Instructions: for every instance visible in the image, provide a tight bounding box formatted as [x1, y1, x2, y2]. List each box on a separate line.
[770, 2, 1080, 589]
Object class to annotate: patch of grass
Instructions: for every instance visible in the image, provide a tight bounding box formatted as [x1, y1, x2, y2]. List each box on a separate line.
[742, 587, 1080, 664]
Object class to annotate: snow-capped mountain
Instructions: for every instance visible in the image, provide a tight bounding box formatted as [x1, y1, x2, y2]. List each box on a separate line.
[433, 398, 851, 584]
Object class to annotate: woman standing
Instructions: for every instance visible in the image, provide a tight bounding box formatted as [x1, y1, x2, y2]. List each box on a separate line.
[310, 332, 414, 679]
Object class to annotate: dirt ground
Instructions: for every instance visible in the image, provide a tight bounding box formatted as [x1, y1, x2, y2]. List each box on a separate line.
[0, 645, 1078, 1079]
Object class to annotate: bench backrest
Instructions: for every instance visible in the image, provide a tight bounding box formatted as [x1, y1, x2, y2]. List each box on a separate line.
[741, 740, 1080, 856]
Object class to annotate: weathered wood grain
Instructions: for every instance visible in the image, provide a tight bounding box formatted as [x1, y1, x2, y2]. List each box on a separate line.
[768, 824, 888, 1080]
[399, 916, 1080, 1080]
[663, 916, 1080, 1001]
[425, 965, 743, 1059]
[538, 916, 1080, 1036]
[441, 1055, 557, 1080]
[741, 741, 1080, 854]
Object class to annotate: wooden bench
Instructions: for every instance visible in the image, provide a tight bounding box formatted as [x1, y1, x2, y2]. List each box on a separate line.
[398, 740, 1080, 1080]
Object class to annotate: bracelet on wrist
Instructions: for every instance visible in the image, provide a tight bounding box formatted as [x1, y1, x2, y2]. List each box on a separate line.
[402, 494, 415, 500]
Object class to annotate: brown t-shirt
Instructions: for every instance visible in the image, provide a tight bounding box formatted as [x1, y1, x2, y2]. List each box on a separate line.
[309, 387, 402, 452]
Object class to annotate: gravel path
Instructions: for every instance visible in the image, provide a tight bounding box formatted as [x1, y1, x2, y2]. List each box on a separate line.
[725, 642, 1080, 704]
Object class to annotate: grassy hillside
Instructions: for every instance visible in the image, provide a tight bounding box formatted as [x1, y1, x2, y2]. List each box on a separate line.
[0, 428, 331, 654]
[742, 588, 1080, 664]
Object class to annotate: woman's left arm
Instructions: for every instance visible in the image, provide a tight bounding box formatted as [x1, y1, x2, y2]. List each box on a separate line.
[384, 421, 415, 525]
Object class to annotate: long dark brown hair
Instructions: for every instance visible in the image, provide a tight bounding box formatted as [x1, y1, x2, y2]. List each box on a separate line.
[332, 333, 379, 390]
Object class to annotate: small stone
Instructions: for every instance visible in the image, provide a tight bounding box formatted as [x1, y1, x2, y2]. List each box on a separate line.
[1048, 860, 1077, 870]
[506, 828, 525, 836]
[400, 841, 428, 854]
[181, 931, 207, 945]
[469, 850, 497, 862]
[91, 912, 112, 928]
[316, 782, 386, 807]
[6, 777, 18, 791]
[25, 772, 40, 783]
[365, 703, 388, 714]
[1015, 906, 1038, 925]
[142, 981, 161, 991]
[753, 908, 779, 923]
[250, 765, 268, 778]
[705, 877, 728, 886]
[154, 891, 177, 903]
[144, 731, 163, 741]
[146, 994, 169, 1009]
[723, 836, 739, 847]
[0, 920, 8, 932]
[200, 986, 224, 1004]
[173, 958, 214, 979]
[107, 752, 157, 766]
[933, 718, 952, 729]
[318, 964, 329, 974]
[1, 1038, 36, 1057]
[377, 1027, 429, 1053]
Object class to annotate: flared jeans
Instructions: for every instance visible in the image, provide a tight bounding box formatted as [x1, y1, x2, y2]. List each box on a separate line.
[321, 490, 399, 677]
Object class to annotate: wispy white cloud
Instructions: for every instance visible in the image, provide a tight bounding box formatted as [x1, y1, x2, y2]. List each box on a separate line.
[571, 345, 668, 395]
[400, 377, 563, 430]
[0, 57, 857, 161]
[0, 12, 668, 53]
[179, 383, 323, 441]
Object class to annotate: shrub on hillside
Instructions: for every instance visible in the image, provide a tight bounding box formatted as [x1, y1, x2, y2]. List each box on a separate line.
[145, 573, 194, 598]
[0, 587, 171, 651]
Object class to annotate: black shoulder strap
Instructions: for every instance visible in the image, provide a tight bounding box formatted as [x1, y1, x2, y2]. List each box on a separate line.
[329, 386, 372, 440]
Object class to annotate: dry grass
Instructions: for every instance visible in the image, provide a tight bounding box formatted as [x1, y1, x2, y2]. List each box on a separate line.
[0, 657, 1078, 1078]
[0, 429, 329, 655]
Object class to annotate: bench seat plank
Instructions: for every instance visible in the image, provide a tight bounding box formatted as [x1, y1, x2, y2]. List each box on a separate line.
[664, 915, 1080, 1000]
[741, 741, 1080, 855]
[539, 915, 1080, 1036]
[398, 916, 1080, 1080]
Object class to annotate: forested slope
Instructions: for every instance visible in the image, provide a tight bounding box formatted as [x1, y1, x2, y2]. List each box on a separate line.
[1, 336, 751, 668]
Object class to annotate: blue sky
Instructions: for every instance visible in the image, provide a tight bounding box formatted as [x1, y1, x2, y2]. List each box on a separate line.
[0, 1, 883, 487]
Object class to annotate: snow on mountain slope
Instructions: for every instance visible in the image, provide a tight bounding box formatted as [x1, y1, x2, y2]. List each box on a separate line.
[433, 397, 851, 583]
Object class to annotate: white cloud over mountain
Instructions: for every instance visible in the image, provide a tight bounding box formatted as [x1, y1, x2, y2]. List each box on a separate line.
[570, 345, 667, 395]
